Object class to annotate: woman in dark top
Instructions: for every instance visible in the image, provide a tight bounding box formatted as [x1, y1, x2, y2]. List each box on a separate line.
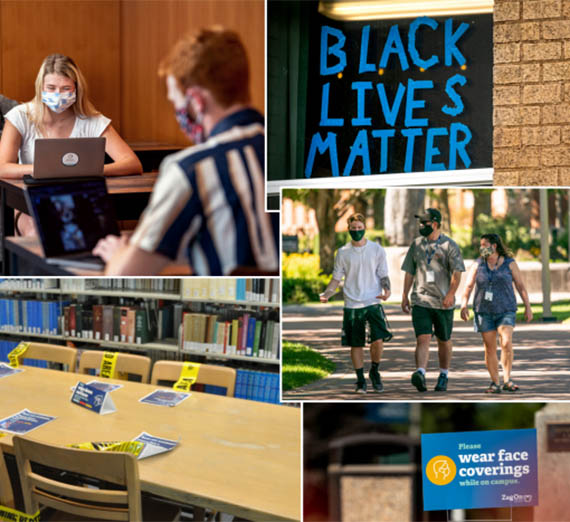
[460, 233, 532, 393]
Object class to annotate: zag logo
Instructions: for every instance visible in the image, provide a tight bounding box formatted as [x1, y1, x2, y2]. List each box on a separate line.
[426, 455, 457, 485]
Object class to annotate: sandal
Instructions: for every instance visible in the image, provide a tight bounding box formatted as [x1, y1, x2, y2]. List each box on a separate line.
[503, 381, 519, 392]
[485, 382, 502, 394]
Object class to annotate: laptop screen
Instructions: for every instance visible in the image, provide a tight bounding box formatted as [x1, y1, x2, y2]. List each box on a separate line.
[26, 179, 119, 258]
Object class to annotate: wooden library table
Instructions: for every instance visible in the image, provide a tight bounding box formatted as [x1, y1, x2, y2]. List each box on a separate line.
[0, 173, 158, 272]
[0, 366, 300, 521]
[129, 142, 182, 172]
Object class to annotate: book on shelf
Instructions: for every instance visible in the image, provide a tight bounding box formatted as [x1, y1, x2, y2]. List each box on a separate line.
[102, 305, 114, 341]
[0, 298, 66, 337]
[234, 369, 280, 404]
[181, 278, 278, 304]
[177, 309, 279, 360]
[59, 279, 181, 294]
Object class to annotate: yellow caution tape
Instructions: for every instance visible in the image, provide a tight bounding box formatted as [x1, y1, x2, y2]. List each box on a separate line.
[100, 352, 118, 379]
[0, 504, 40, 522]
[8, 342, 30, 368]
[68, 440, 144, 457]
[173, 362, 201, 392]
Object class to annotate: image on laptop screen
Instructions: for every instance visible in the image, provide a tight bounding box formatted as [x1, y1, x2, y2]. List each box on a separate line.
[26, 179, 119, 258]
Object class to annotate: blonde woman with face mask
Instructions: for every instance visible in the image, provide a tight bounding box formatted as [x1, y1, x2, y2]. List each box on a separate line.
[460, 233, 533, 394]
[0, 54, 142, 233]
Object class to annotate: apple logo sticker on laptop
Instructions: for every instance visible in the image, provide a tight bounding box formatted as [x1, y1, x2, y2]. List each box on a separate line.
[62, 152, 79, 167]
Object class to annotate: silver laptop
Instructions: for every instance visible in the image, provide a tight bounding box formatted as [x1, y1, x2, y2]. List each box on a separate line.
[33, 137, 106, 179]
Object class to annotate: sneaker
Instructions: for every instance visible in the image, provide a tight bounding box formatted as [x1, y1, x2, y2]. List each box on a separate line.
[411, 370, 427, 392]
[368, 368, 383, 393]
[355, 380, 367, 394]
[434, 373, 448, 392]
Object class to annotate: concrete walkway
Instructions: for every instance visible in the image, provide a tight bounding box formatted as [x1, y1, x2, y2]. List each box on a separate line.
[282, 303, 570, 401]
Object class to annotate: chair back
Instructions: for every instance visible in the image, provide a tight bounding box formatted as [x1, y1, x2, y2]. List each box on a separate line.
[78, 350, 151, 383]
[151, 360, 236, 397]
[15, 342, 77, 372]
[0, 445, 14, 508]
[13, 436, 141, 521]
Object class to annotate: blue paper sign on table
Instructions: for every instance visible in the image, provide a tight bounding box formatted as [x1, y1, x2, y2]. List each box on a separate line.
[421, 428, 538, 511]
[0, 409, 56, 434]
[139, 390, 190, 407]
[70, 381, 117, 415]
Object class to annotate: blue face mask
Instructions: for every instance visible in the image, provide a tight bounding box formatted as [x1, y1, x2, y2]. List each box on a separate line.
[42, 91, 76, 113]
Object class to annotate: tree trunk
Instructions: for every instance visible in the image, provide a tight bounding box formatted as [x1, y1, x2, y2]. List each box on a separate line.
[432, 189, 451, 234]
[471, 189, 492, 244]
[308, 190, 338, 274]
[384, 189, 426, 246]
[372, 190, 385, 230]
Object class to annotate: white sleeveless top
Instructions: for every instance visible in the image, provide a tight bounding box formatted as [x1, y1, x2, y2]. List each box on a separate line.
[5, 102, 111, 164]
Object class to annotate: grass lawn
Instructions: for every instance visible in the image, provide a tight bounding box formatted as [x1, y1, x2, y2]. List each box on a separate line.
[518, 300, 570, 323]
[282, 341, 335, 391]
[457, 300, 570, 323]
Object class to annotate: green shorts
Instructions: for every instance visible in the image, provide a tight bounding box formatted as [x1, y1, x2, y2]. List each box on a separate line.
[412, 305, 454, 341]
[342, 304, 392, 347]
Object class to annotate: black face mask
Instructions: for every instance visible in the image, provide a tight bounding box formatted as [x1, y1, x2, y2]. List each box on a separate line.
[419, 224, 433, 237]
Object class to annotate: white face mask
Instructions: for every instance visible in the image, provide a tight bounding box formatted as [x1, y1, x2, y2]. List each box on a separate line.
[42, 91, 76, 113]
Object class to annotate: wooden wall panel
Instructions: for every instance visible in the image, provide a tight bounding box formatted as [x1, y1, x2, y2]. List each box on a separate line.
[0, 0, 121, 131]
[120, 0, 265, 144]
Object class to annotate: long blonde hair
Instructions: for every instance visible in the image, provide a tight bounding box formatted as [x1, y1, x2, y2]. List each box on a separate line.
[28, 54, 99, 135]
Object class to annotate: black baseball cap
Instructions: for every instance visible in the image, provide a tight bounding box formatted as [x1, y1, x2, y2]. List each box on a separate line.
[415, 208, 442, 223]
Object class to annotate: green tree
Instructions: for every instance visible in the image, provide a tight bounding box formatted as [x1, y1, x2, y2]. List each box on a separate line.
[283, 189, 365, 274]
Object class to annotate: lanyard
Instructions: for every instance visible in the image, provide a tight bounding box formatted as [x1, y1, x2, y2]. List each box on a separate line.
[484, 258, 501, 286]
[426, 236, 443, 266]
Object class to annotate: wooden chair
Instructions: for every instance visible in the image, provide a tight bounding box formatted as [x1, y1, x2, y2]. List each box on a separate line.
[13, 342, 77, 372]
[151, 360, 236, 397]
[13, 436, 142, 521]
[78, 350, 151, 383]
[0, 445, 14, 509]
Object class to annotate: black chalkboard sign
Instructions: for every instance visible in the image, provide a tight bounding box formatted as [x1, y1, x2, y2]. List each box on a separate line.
[303, 12, 493, 177]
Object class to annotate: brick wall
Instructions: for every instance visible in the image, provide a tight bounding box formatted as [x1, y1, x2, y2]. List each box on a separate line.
[494, 0, 570, 185]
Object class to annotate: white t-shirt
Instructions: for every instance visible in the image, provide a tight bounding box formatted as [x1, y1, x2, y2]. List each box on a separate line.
[332, 239, 390, 308]
[5, 102, 111, 164]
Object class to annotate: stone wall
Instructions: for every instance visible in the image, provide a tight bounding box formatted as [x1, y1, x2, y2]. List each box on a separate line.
[494, 0, 570, 185]
[534, 404, 570, 521]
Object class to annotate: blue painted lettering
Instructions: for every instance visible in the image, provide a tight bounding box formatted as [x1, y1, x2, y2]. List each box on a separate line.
[352, 82, 373, 126]
[305, 132, 339, 178]
[405, 79, 433, 127]
[379, 25, 409, 71]
[320, 26, 347, 75]
[408, 17, 439, 70]
[442, 74, 467, 116]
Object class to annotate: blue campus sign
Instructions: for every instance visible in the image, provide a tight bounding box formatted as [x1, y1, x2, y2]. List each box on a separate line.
[421, 429, 538, 511]
[304, 13, 492, 177]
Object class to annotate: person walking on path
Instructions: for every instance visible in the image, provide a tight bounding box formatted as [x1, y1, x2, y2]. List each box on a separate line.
[320, 213, 392, 394]
[401, 208, 465, 393]
[460, 233, 533, 394]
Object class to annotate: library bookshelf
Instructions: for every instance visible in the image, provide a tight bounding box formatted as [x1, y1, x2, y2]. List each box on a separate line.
[0, 277, 280, 363]
[0, 278, 282, 403]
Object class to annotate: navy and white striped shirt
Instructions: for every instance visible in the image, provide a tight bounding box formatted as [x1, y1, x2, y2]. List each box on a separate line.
[130, 108, 277, 275]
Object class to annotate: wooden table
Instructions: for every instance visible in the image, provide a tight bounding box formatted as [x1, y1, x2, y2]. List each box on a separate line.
[129, 142, 182, 172]
[0, 367, 300, 521]
[0, 173, 158, 274]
